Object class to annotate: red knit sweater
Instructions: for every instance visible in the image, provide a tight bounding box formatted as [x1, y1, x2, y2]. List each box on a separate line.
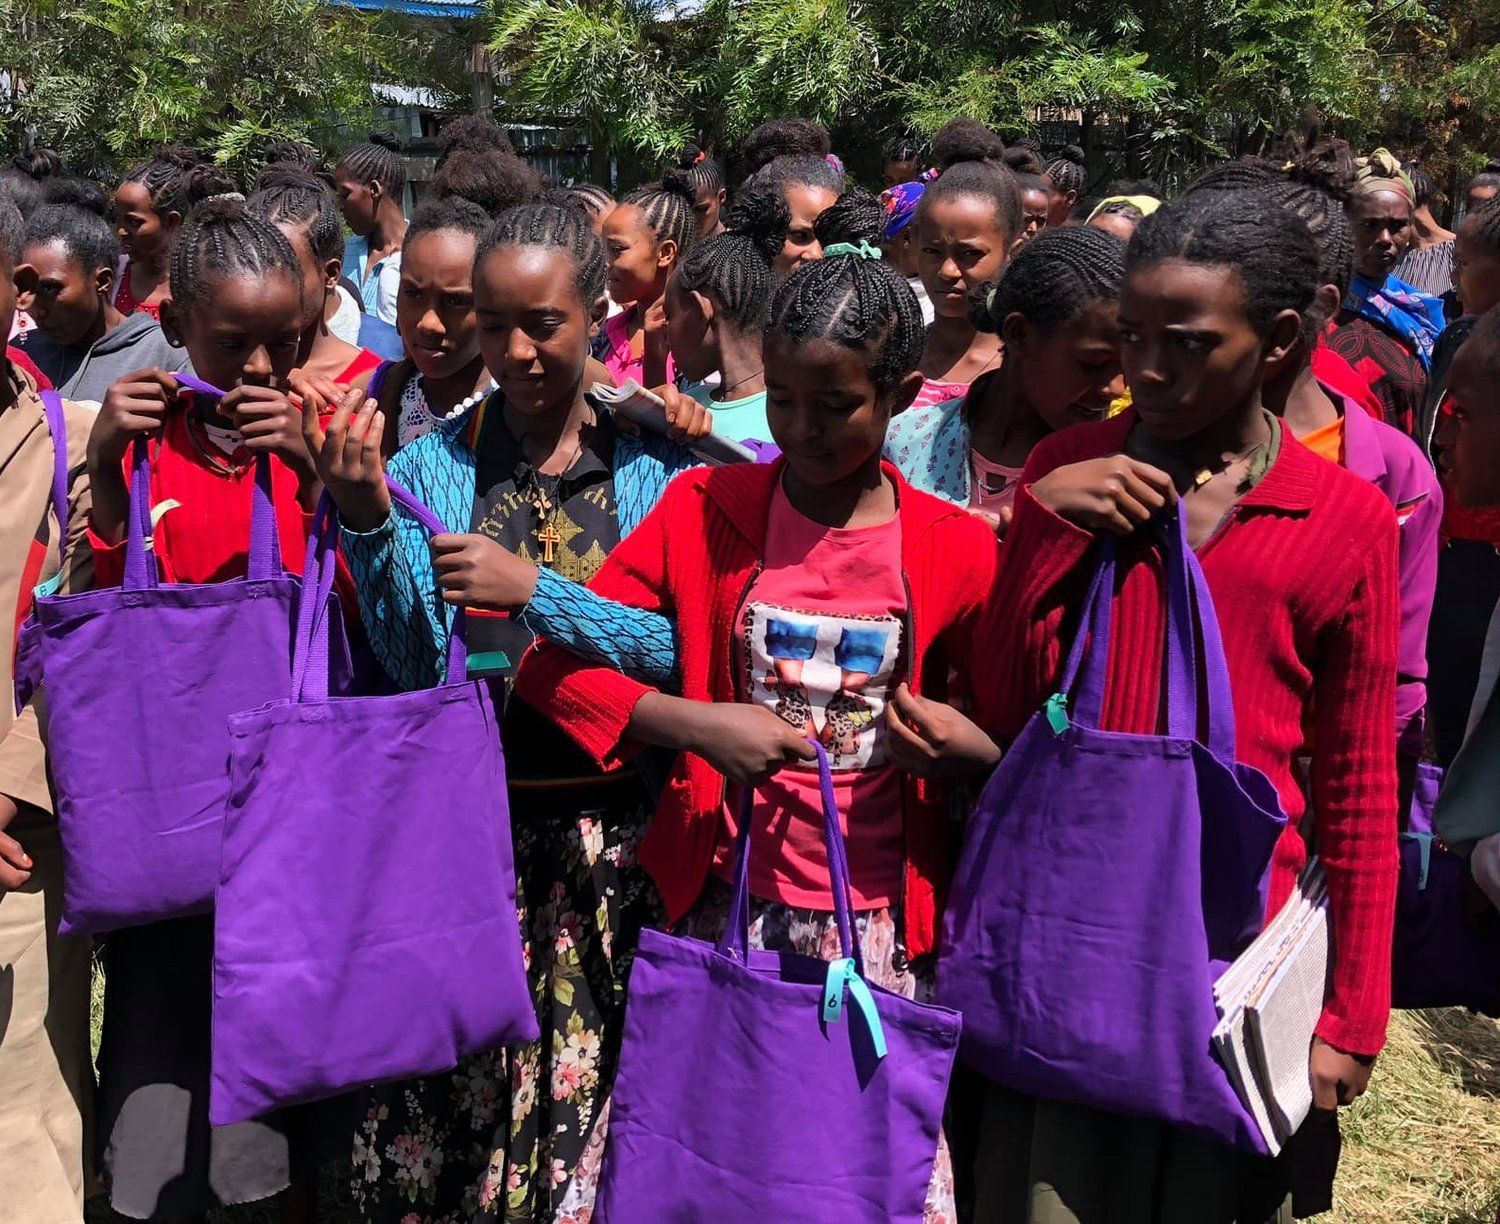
[515, 461, 1002, 957]
[972, 413, 1400, 1057]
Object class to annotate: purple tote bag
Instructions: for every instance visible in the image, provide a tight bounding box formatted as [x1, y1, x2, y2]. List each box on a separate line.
[937, 511, 1288, 1154]
[16, 375, 346, 935]
[209, 484, 537, 1127]
[595, 742, 961, 1223]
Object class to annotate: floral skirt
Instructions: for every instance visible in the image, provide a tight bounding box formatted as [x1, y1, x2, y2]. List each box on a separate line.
[349, 778, 660, 1223]
[553, 877, 959, 1224]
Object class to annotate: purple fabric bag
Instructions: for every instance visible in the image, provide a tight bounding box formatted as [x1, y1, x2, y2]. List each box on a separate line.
[937, 511, 1288, 1154]
[1392, 765, 1500, 1012]
[209, 483, 537, 1127]
[16, 375, 347, 934]
[595, 741, 961, 1223]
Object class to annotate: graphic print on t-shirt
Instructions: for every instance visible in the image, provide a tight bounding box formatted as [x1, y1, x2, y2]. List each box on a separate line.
[744, 602, 903, 771]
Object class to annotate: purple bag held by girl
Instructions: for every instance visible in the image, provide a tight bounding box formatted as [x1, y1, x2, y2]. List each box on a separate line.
[938, 511, 1288, 1154]
[15, 374, 347, 934]
[595, 741, 960, 1223]
[209, 484, 536, 1127]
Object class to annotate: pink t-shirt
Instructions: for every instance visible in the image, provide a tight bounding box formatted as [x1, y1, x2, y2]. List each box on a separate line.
[716, 484, 908, 909]
[969, 449, 1024, 514]
[600, 309, 675, 388]
[909, 377, 970, 413]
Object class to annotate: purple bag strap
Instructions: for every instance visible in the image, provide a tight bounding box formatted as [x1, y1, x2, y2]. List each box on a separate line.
[38, 391, 70, 546]
[121, 373, 282, 590]
[367, 359, 392, 405]
[718, 740, 862, 976]
[294, 478, 467, 701]
[1058, 510, 1235, 763]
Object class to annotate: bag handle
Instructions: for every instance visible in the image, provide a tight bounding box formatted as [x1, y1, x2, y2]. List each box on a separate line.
[121, 373, 281, 590]
[38, 391, 69, 547]
[716, 741, 886, 1058]
[292, 478, 468, 702]
[1053, 509, 1235, 764]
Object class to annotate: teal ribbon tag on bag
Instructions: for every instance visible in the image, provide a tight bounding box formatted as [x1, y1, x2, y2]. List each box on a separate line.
[1045, 692, 1071, 735]
[465, 650, 512, 676]
[821, 957, 888, 1060]
[33, 572, 64, 599]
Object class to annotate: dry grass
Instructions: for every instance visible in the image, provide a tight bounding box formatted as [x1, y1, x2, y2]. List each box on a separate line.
[1329, 1008, 1500, 1224]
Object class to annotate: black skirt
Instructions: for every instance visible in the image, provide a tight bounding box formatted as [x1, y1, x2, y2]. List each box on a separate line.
[95, 914, 358, 1220]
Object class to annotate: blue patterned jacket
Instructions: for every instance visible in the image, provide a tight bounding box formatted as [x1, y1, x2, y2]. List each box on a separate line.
[342, 397, 689, 691]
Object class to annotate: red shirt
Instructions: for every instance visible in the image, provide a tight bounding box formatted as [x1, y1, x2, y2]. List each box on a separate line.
[336, 347, 382, 386]
[516, 462, 1001, 957]
[112, 259, 162, 321]
[1312, 339, 1383, 421]
[972, 413, 1400, 1057]
[7, 346, 51, 391]
[86, 397, 349, 605]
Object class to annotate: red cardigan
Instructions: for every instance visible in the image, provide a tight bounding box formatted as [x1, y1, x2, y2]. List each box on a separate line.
[516, 461, 1001, 957]
[972, 413, 1400, 1057]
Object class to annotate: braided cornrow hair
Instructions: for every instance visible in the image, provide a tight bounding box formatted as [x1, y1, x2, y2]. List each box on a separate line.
[767, 250, 924, 395]
[1044, 145, 1087, 198]
[1462, 198, 1500, 256]
[247, 166, 343, 263]
[813, 184, 885, 247]
[565, 183, 615, 222]
[168, 198, 303, 315]
[1128, 194, 1320, 337]
[477, 202, 607, 305]
[674, 142, 725, 195]
[971, 224, 1126, 333]
[1255, 143, 1357, 325]
[621, 176, 698, 256]
[676, 182, 786, 330]
[1185, 158, 1283, 196]
[121, 144, 215, 218]
[335, 130, 406, 195]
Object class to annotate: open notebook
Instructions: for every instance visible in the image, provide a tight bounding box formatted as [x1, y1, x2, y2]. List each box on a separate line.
[589, 381, 757, 466]
[1212, 861, 1332, 1154]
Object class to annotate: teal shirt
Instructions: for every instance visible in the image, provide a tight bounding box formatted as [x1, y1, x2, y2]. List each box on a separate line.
[684, 381, 772, 445]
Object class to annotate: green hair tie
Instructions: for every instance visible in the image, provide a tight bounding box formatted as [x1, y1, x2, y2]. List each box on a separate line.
[823, 240, 883, 261]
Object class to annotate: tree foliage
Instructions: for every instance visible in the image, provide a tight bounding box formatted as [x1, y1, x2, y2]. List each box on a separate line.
[0, 0, 410, 178]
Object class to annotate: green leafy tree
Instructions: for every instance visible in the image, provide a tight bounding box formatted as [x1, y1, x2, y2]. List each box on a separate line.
[1, 0, 411, 179]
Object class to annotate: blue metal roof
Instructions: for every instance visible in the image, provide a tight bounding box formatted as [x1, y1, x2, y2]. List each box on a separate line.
[332, 0, 483, 16]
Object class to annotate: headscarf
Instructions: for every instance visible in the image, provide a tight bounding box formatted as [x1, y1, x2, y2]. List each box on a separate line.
[1085, 194, 1161, 223]
[1353, 148, 1414, 202]
[1344, 272, 1446, 369]
[879, 180, 926, 240]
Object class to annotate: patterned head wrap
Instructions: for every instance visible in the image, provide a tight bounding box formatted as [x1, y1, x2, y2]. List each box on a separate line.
[879, 180, 926, 240]
[1353, 149, 1414, 202]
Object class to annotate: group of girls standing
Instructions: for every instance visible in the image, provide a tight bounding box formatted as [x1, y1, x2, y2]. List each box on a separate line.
[1, 114, 1499, 1224]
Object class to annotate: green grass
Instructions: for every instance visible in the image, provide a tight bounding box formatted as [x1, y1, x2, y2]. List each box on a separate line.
[85, 958, 1500, 1222]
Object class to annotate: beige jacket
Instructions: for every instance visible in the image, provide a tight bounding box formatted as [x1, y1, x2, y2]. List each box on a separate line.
[0, 367, 94, 817]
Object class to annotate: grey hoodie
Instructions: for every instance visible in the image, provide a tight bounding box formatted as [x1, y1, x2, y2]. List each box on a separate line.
[17, 311, 191, 407]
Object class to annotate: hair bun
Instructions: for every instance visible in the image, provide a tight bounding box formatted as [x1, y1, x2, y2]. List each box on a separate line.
[154, 142, 205, 171]
[677, 141, 709, 170]
[369, 129, 405, 152]
[813, 185, 885, 248]
[43, 177, 109, 215]
[659, 167, 699, 202]
[11, 144, 61, 181]
[1002, 146, 1046, 177]
[1289, 139, 1356, 201]
[721, 179, 792, 262]
[931, 118, 1007, 170]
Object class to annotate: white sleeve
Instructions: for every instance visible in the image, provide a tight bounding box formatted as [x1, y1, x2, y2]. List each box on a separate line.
[375, 253, 402, 325]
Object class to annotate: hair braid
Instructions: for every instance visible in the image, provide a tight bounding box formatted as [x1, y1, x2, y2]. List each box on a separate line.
[621, 177, 698, 255]
[971, 224, 1126, 332]
[335, 130, 407, 194]
[1462, 198, 1500, 257]
[247, 166, 343, 263]
[477, 202, 607, 304]
[1044, 145, 1087, 197]
[676, 179, 787, 329]
[767, 252, 924, 394]
[169, 198, 302, 315]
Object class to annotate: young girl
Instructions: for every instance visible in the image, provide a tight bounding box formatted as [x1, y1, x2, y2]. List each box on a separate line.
[375, 196, 496, 452]
[674, 143, 728, 238]
[246, 166, 382, 393]
[310, 201, 702, 1222]
[883, 135, 926, 189]
[660, 181, 785, 444]
[16, 197, 188, 403]
[884, 224, 1126, 519]
[0, 191, 96, 1224]
[111, 145, 234, 319]
[911, 127, 1023, 412]
[599, 177, 696, 386]
[1002, 147, 1052, 241]
[908, 193, 1400, 1220]
[741, 153, 845, 279]
[514, 246, 1003, 1224]
[1043, 144, 1087, 226]
[334, 131, 407, 326]
[1328, 149, 1447, 435]
[87, 201, 344, 1222]
[1257, 171, 1442, 771]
